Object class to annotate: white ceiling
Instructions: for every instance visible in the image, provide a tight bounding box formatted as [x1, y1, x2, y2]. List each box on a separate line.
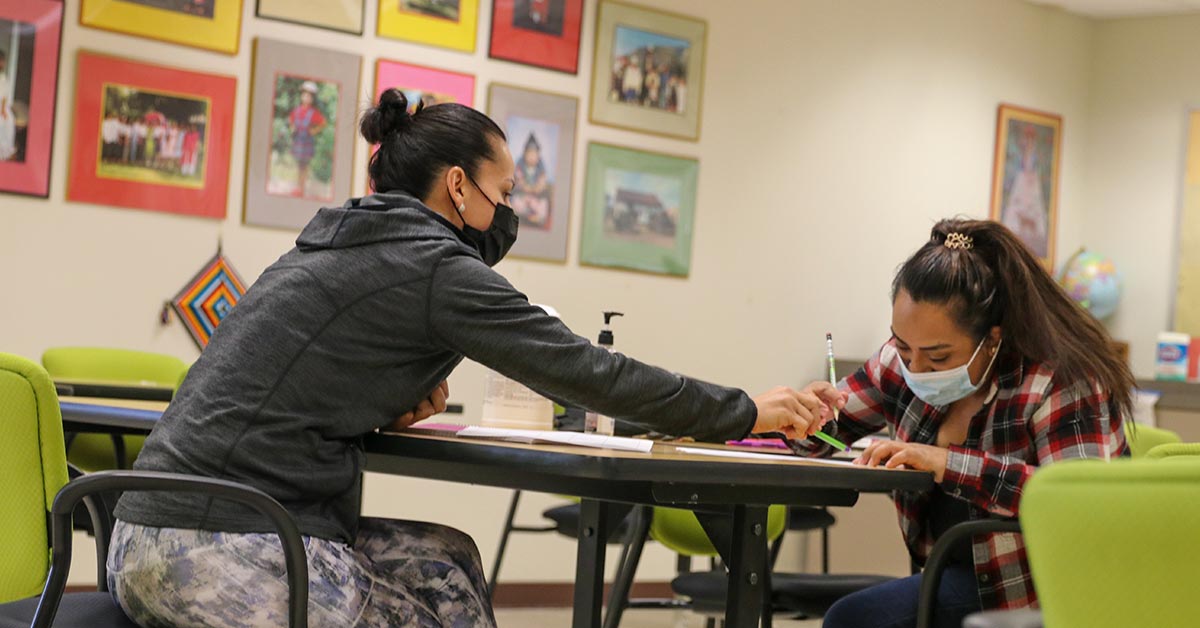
[1028, 0, 1200, 18]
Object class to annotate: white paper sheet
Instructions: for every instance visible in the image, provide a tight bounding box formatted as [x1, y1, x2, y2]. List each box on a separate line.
[675, 447, 856, 465]
[456, 426, 654, 453]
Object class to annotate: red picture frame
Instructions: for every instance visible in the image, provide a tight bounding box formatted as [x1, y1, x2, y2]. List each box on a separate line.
[0, 0, 64, 198]
[67, 51, 236, 219]
[489, 0, 583, 74]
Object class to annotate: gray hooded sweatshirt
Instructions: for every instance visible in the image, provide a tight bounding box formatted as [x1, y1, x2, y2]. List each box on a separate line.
[116, 193, 757, 543]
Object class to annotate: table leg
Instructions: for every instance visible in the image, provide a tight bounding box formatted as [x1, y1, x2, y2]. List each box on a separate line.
[572, 499, 610, 628]
[725, 504, 768, 628]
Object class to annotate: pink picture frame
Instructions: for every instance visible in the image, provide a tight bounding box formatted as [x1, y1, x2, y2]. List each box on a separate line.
[0, 0, 64, 198]
[370, 59, 474, 193]
[374, 59, 475, 111]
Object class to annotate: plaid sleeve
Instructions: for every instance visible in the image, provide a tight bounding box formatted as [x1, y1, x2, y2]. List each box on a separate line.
[942, 373, 1124, 517]
[795, 343, 894, 455]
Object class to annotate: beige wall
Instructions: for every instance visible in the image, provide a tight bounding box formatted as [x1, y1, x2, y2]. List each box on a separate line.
[1084, 14, 1200, 378]
[0, 0, 1100, 585]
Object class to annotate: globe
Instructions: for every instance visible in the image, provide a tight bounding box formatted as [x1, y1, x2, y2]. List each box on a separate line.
[1058, 249, 1121, 320]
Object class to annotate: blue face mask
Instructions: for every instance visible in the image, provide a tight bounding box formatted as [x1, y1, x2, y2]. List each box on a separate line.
[899, 338, 1001, 407]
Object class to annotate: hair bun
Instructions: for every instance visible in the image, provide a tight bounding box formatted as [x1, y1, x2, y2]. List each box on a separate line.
[360, 88, 416, 144]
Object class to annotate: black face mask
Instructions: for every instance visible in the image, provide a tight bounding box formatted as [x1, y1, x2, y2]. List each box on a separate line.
[457, 175, 519, 267]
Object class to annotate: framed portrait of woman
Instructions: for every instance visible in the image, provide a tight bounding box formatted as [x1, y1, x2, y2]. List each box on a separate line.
[244, 39, 362, 230]
[989, 103, 1062, 269]
[0, 0, 63, 198]
[488, 83, 578, 262]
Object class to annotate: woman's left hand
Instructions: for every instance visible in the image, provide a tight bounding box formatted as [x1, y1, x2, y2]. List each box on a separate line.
[854, 440, 949, 483]
[389, 380, 449, 431]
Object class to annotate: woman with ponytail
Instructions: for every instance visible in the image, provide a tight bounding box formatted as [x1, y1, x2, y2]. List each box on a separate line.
[796, 219, 1132, 628]
[105, 91, 837, 627]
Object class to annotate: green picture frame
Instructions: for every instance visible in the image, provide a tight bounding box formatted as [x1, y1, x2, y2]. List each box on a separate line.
[579, 142, 698, 277]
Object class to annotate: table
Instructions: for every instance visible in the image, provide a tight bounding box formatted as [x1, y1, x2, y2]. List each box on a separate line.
[59, 397, 932, 627]
[54, 379, 176, 402]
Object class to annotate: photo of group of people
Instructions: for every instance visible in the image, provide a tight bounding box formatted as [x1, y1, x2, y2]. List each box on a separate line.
[268, 75, 338, 201]
[512, 0, 564, 36]
[506, 115, 560, 231]
[119, 0, 216, 18]
[98, 85, 209, 187]
[0, 18, 35, 164]
[400, 0, 460, 22]
[602, 168, 680, 249]
[608, 25, 689, 114]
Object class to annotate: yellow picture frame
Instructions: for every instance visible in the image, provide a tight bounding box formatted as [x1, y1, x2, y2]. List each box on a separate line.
[377, 0, 478, 53]
[80, 0, 243, 55]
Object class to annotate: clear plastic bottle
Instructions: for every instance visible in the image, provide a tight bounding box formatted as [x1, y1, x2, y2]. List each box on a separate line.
[584, 311, 623, 436]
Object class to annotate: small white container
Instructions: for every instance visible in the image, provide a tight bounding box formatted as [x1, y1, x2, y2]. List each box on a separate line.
[1155, 332, 1191, 381]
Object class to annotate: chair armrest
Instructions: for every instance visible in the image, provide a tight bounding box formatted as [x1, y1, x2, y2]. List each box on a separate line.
[33, 470, 308, 628]
[916, 519, 1022, 628]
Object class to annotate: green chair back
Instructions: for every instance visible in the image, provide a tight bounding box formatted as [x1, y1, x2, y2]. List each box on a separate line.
[1124, 422, 1182, 459]
[1146, 442, 1200, 460]
[42, 347, 188, 471]
[0, 353, 69, 603]
[42, 347, 188, 388]
[1021, 458, 1200, 627]
[649, 505, 787, 557]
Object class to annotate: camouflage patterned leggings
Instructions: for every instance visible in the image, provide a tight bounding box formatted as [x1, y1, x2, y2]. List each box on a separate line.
[107, 517, 497, 628]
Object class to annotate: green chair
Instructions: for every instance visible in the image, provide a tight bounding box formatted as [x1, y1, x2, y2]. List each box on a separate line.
[1123, 422, 1181, 459]
[1020, 458, 1200, 627]
[1146, 442, 1200, 460]
[0, 352, 309, 627]
[947, 433, 1196, 628]
[42, 347, 188, 471]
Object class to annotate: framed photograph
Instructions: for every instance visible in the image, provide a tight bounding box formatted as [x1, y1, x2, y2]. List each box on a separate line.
[244, 39, 361, 230]
[80, 0, 243, 55]
[0, 0, 63, 198]
[375, 59, 474, 112]
[989, 103, 1062, 268]
[590, 0, 706, 141]
[377, 0, 478, 53]
[66, 51, 237, 219]
[488, 84, 578, 262]
[489, 0, 584, 74]
[579, 142, 698, 276]
[256, 0, 365, 35]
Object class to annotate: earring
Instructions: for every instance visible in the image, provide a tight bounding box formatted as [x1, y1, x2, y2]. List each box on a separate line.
[457, 202, 466, 213]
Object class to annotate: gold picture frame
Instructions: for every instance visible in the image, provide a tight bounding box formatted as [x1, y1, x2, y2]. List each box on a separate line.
[589, 0, 706, 142]
[989, 103, 1062, 268]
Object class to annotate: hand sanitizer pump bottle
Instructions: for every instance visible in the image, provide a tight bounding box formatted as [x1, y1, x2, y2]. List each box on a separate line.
[584, 311, 623, 436]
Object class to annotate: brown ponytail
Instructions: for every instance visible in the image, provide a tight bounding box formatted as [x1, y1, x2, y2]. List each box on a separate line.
[892, 218, 1133, 416]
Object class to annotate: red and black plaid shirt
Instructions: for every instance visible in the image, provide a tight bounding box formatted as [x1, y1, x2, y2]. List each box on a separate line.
[802, 339, 1127, 609]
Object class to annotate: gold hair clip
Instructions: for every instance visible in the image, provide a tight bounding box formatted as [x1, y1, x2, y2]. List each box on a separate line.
[944, 233, 973, 250]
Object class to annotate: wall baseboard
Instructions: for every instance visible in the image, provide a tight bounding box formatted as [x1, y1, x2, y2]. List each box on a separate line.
[65, 581, 677, 609]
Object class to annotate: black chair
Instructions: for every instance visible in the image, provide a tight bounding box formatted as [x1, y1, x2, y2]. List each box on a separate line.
[488, 490, 640, 598]
[917, 519, 1031, 628]
[0, 471, 309, 628]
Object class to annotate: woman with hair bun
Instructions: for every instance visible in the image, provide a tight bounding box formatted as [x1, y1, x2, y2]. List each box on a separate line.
[795, 219, 1133, 628]
[105, 90, 841, 627]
